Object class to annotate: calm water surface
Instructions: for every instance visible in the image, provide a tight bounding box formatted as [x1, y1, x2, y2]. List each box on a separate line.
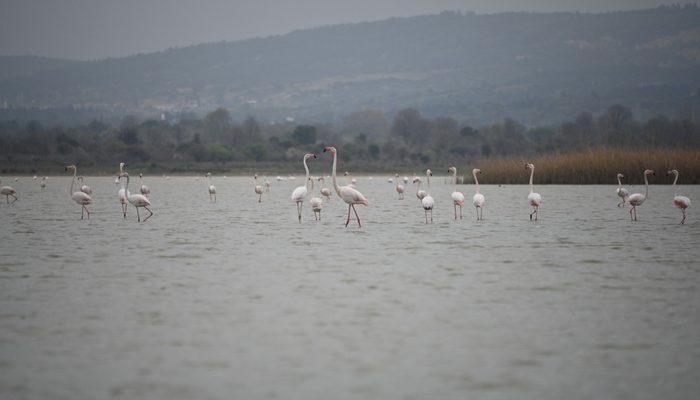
[1, 176, 699, 400]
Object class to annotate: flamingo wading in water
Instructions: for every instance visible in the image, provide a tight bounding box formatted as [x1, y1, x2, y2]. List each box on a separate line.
[309, 178, 323, 220]
[667, 169, 690, 224]
[65, 165, 92, 219]
[120, 172, 153, 222]
[472, 168, 485, 221]
[0, 179, 18, 204]
[448, 166, 465, 220]
[616, 173, 629, 207]
[254, 174, 264, 202]
[206, 173, 217, 202]
[414, 177, 426, 203]
[525, 163, 542, 220]
[117, 162, 130, 218]
[421, 169, 434, 224]
[291, 153, 316, 222]
[395, 174, 405, 199]
[323, 146, 368, 228]
[139, 173, 150, 197]
[628, 169, 655, 221]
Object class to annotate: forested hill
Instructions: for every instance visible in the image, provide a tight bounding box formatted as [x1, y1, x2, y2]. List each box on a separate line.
[1, 5, 699, 125]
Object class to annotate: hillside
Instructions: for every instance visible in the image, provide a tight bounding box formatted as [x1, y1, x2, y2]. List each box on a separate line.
[1, 5, 699, 125]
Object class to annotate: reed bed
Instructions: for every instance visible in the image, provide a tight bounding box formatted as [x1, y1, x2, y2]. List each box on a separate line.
[465, 148, 700, 185]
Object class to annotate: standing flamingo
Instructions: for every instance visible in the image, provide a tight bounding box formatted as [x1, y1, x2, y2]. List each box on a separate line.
[309, 178, 323, 220]
[319, 176, 332, 200]
[472, 168, 485, 221]
[120, 172, 153, 222]
[117, 162, 129, 218]
[254, 175, 264, 202]
[448, 166, 465, 220]
[414, 177, 427, 203]
[291, 153, 316, 223]
[40, 176, 46, 190]
[525, 163, 542, 221]
[264, 179, 271, 192]
[667, 169, 691, 224]
[421, 169, 435, 223]
[139, 173, 151, 197]
[628, 169, 654, 221]
[65, 165, 92, 219]
[206, 173, 216, 202]
[77, 176, 93, 195]
[616, 173, 629, 207]
[323, 147, 368, 228]
[0, 179, 18, 204]
[395, 174, 405, 199]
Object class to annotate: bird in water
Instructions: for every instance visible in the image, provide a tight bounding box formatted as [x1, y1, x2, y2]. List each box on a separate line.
[628, 169, 654, 221]
[667, 169, 690, 224]
[525, 163, 542, 221]
[77, 176, 93, 195]
[291, 153, 316, 222]
[472, 168, 485, 221]
[254, 174, 264, 202]
[615, 173, 629, 207]
[309, 178, 323, 220]
[139, 173, 150, 197]
[323, 147, 368, 228]
[0, 179, 18, 204]
[395, 173, 405, 200]
[421, 169, 434, 224]
[119, 172, 153, 222]
[65, 165, 92, 219]
[448, 166, 465, 220]
[206, 173, 217, 202]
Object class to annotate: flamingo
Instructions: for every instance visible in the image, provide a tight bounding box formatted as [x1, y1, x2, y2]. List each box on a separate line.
[403, 176, 409, 185]
[395, 174, 405, 199]
[414, 177, 427, 202]
[319, 176, 332, 200]
[264, 179, 271, 192]
[628, 169, 654, 221]
[119, 172, 153, 222]
[65, 165, 92, 219]
[472, 168, 485, 221]
[77, 176, 93, 195]
[616, 173, 629, 207]
[206, 173, 216, 202]
[0, 179, 18, 204]
[139, 173, 150, 197]
[421, 169, 435, 224]
[323, 146, 368, 228]
[117, 162, 129, 218]
[525, 163, 542, 221]
[40, 176, 46, 190]
[448, 166, 465, 220]
[254, 175, 264, 202]
[309, 178, 323, 220]
[291, 153, 316, 223]
[668, 169, 691, 224]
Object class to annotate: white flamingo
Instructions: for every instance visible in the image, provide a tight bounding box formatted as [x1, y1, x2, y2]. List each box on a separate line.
[628, 169, 654, 221]
[65, 165, 92, 219]
[264, 179, 271, 192]
[77, 176, 93, 195]
[323, 146, 368, 227]
[0, 179, 18, 204]
[616, 173, 629, 207]
[139, 173, 150, 197]
[319, 176, 332, 200]
[118, 162, 130, 218]
[525, 163, 542, 221]
[40, 176, 46, 190]
[254, 175, 264, 202]
[414, 176, 427, 202]
[309, 178, 323, 220]
[395, 173, 405, 199]
[668, 169, 691, 224]
[448, 166, 465, 220]
[421, 169, 434, 224]
[472, 168, 485, 221]
[206, 173, 216, 202]
[291, 153, 316, 223]
[120, 172, 153, 222]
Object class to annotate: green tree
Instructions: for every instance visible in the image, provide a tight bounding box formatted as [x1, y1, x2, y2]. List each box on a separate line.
[292, 125, 317, 145]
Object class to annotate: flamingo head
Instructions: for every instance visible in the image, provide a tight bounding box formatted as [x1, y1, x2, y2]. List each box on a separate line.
[426, 169, 432, 176]
[644, 169, 655, 176]
[448, 166, 456, 173]
[473, 168, 482, 175]
[322, 146, 336, 154]
[77, 175, 83, 182]
[64, 165, 76, 173]
[412, 177, 421, 183]
[344, 171, 349, 176]
[525, 163, 534, 171]
[395, 173, 399, 177]
[304, 153, 317, 161]
[667, 169, 678, 177]
[617, 173, 624, 179]
[139, 173, 143, 178]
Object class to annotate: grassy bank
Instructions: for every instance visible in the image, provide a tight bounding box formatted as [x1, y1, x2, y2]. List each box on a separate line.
[465, 148, 700, 185]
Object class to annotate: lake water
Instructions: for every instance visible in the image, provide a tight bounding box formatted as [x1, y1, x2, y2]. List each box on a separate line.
[1, 175, 699, 400]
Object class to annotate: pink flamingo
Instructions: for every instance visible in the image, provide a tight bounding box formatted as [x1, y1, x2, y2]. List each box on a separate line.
[323, 146, 368, 227]
[667, 169, 690, 224]
[65, 165, 92, 219]
[628, 169, 654, 221]
[525, 163, 542, 220]
[448, 166, 465, 219]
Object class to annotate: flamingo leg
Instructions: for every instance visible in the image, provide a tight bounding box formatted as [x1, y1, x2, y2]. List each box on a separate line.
[459, 205, 462, 220]
[142, 206, 153, 222]
[85, 205, 90, 219]
[681, 209, 686, 225]
[475, 206, 479, 221]
[258, 193, 262, 203]
[530, 207, 536, 220]
[136, 206, 141, 222]
[122, 203, 127, 219]
[10, 194, 17, 204]
[346, 205, 351, 227]
[430, 209, 433, 224]
[81, 205, 84, 220]
[425, 210, 428, 224]
[352, 204, 361, 227]
[480, 207, 483, 221]
[297, 202, 302, 223]
[629, 206, 634, 221]
[454, 204, 457, 220]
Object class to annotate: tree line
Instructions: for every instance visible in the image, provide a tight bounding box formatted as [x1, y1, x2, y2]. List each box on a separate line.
[1, 105, 699, 173]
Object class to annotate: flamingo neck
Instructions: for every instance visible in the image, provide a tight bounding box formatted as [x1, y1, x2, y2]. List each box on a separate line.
[415, 180, 421, 194]
[453, 169, 458, 190]
[124, 175, 130, 195]
[529, 168, 534, 194]
[303, 157, 310, 191]
[473, 171, 480, 194]
[617, 176, 622, 187]
[426, 173, 431, 192]
[331, 151, 341, 197]
[672, 172, 678, 196]
[643, 173, 649, 199]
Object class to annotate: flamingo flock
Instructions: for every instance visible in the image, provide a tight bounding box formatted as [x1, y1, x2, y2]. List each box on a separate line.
[1, 147, 693, 226]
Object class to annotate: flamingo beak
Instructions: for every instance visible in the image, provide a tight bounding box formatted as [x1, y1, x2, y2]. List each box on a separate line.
[313, 154, 317, 159]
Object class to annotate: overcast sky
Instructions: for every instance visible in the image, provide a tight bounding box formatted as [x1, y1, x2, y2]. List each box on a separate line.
[0, 0, 683, 60]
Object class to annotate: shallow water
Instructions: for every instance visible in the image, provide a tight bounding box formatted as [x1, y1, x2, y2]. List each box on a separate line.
[1, 176, 699, 400]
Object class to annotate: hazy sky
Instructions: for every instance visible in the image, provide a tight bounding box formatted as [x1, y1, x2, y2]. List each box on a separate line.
[0, 0, 683, 60]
